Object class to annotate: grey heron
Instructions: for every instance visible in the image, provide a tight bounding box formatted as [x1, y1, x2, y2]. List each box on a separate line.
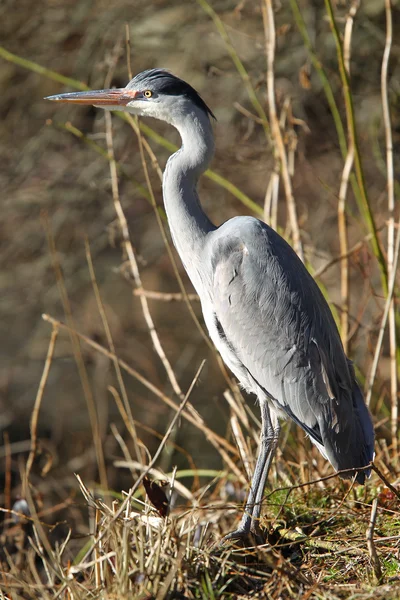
[46, 69, 374, 543]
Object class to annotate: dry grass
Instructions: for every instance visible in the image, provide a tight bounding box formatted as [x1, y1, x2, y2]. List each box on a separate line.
[1, 449, 400, 598]
[0, 0, 399, 598]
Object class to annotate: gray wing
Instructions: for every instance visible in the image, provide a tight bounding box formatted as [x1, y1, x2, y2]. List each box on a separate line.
[205, 217, 374, 478]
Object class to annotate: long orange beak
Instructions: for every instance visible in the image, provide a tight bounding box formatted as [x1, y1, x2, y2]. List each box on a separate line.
[45, 88, 137, 106]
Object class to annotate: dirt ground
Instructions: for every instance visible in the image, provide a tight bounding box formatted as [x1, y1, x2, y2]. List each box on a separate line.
[0, 0, 399, 500]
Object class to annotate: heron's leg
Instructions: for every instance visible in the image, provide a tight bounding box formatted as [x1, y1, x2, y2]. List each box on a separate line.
[248, 406, 280, 534]
[225, 402, 280, 541]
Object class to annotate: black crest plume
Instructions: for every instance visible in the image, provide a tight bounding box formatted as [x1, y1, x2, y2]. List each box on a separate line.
[127, 69, 215, 119]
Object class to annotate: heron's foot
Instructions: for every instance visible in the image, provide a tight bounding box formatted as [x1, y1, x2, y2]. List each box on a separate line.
[219, 525, 266, 548]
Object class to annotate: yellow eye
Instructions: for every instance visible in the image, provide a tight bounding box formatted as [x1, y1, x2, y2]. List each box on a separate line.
[144, 90, 153, 98]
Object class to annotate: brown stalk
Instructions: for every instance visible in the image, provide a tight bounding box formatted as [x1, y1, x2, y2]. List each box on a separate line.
[94, 508, 102, 588]
[23, 473, 64, 584]
[314, 232, 374, 278]
[25, 325, 59, 481]
[233, 102, 264, 125]
[110, 396, 198, 478]
[279, 97, 297, 178]
[133, 288, 200, 302]
[223, 389, 253, 436]
[156, 546, 185, 600]
[230, 415, 254, 481]
[381, 0, 397, 450]
[125, 114, 163, 182]
[263, 168, 280, 231]
[337, 1, 359, 353]
[262, 0, 304, 261]
[366, 498, 383, 583]
[366, 217, 400, 406]
[110, 420, 135, 478]
[125, 23, 132, 81]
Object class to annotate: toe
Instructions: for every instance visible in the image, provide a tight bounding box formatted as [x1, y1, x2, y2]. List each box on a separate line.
[219, 527, 266, 548]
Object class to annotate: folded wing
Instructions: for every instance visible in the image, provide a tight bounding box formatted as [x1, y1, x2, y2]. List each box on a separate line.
[207, 217, 374, 481]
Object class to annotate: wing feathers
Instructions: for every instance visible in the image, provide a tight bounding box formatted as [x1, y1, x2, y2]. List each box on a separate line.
[206, 217, 374, 478]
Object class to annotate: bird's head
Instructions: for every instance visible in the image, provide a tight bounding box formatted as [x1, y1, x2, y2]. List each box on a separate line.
[46, 69, 215, 125]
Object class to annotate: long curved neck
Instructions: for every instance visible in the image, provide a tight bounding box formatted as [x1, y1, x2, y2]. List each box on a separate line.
[162, 107, 216, 278]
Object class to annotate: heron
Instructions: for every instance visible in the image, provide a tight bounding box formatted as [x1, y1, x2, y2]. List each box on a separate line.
[46, 69, 374, 543]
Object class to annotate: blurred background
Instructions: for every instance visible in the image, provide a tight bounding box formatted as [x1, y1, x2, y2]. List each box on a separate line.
[0, 0, 399, 505]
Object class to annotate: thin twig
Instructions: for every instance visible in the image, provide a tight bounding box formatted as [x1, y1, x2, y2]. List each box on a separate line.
[133, 289, 200, 302]
[223, 389, 252, 435]
[23, 470, 65, 582]
[337, 145, 353, 353]
[26, 325, 59, 481]
[264, 168, 280, 230]
[337, 1, 359, 353]
[370, 462, 400, 502]
[343, 2, 359, 73]
[125, 24, 132, 80]
[263, 0, 304, 260]
[55, 120, 152, 201]
[230, 415, 253, 481]
[366, 213, 400, 405]
[142, 361, 206, 483]
[381, 0, 397, 450]
[124, 114, 163, 182]
[262, 463, 373, 500]
[233, 102, 264, 125]
[314, 233, 374, 278]
[366, 498, 383, 583]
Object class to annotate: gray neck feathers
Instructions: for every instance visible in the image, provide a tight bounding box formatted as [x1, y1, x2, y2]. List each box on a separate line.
[162, 106, 216, 277]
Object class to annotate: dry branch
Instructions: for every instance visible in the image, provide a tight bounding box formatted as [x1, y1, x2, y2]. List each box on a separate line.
[366, 498, 383, 584]
[133, 288, 200, 302]
[337, 1, 359, 353]
[26, 325, 58, 481]
[381, 0, 398, 450]
[262, 0, 304, 261]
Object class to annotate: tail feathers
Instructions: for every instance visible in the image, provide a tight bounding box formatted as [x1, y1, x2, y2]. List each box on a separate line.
[318, 381, 374, 484]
